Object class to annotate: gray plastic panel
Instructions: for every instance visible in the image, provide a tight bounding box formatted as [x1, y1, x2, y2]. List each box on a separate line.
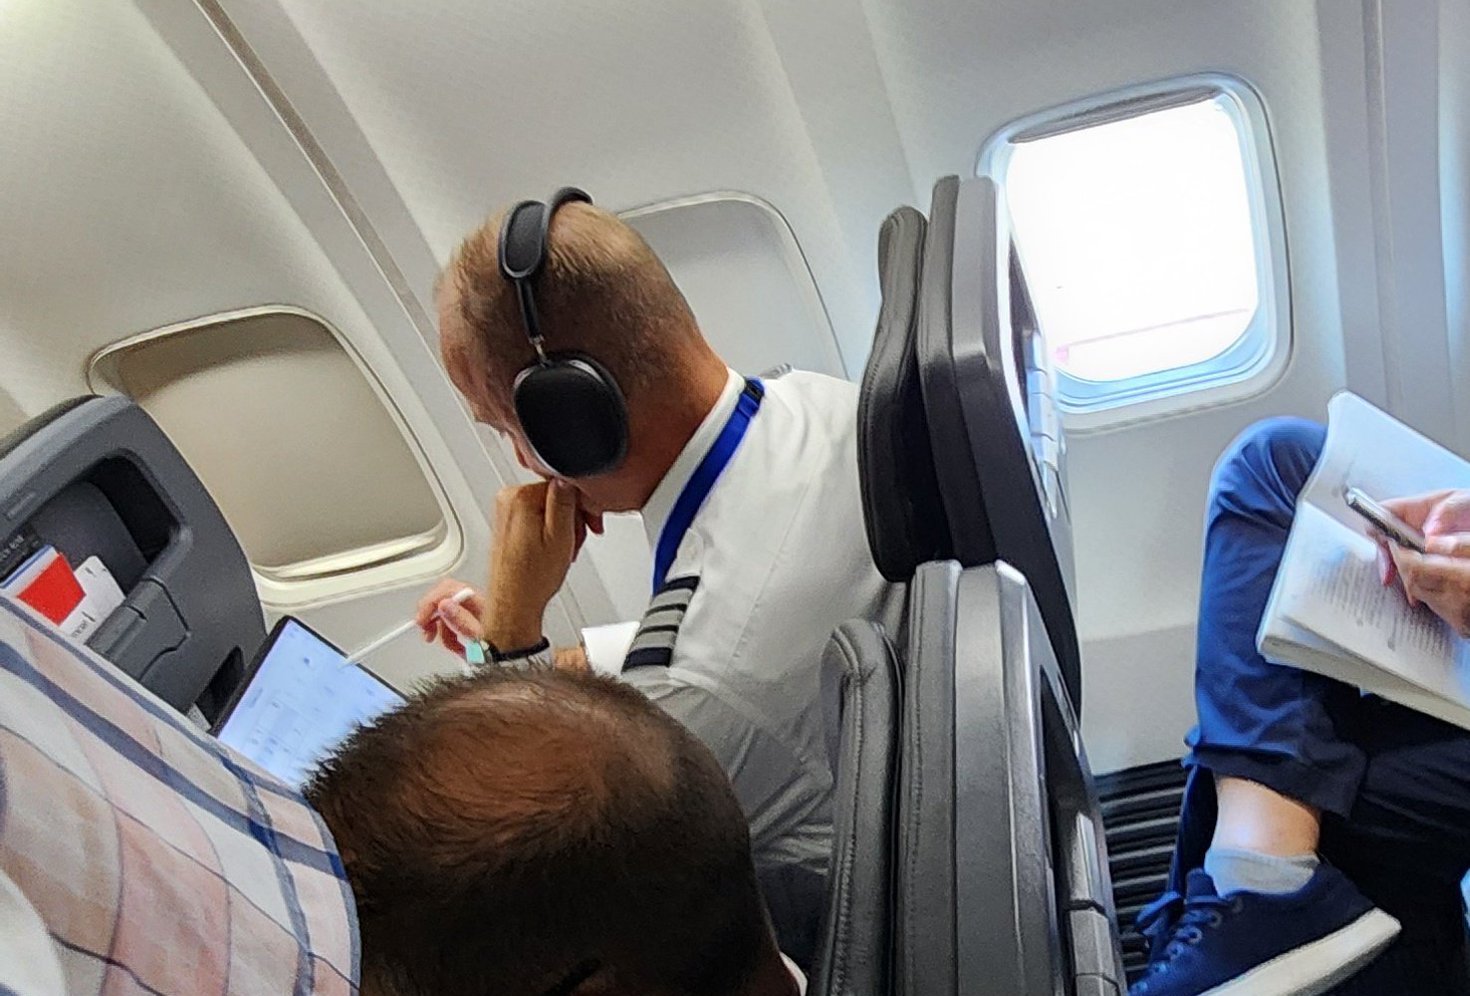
[0, 396, 265, 717]
[919, 174, 1082, 709]
[896, 560, 961, 996]
[810, 621, 902, 996]
[898, 561, 1124, 995]
[953, 564, 1065, 996]
[915, 179, 997, 569]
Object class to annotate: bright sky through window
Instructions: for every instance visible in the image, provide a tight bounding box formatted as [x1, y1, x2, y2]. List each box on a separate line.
[1005, 96, 1259, 383]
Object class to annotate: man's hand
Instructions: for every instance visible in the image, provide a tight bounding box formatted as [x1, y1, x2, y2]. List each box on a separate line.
[553, 646, 591, 673]
[1376, 489, 1470, 636]
[484, 480, 582, 649]
[416, 579, 486, 656]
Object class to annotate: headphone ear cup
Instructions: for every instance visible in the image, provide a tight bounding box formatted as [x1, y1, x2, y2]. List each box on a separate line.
[513, 355, 629, 478]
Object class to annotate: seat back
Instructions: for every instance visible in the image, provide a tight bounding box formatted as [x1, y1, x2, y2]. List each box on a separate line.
[0, 594, 356, 993]
[810, 620, 903, 996]
[859, 205, 954, 581]
[895, 561, 1123, 996]
[915, 176, 1082, 707]
[0, 396, 265, 720]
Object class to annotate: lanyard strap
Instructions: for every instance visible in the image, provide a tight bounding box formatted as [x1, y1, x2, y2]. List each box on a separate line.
[652, 379, 764, 593]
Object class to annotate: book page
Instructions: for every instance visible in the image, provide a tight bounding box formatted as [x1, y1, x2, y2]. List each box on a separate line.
[1277, 503, 1470, 706]
[1298, 392, 1470, 533]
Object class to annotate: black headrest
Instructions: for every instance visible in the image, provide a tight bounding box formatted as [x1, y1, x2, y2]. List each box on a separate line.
[914, 177, 999, 570]
[858, 206, 953, 582]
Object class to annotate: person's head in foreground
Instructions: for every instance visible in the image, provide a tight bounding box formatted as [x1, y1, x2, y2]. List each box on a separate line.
[306, 666, 799, 996]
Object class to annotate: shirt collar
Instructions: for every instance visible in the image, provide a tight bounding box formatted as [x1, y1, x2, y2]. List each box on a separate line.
[641, 367, 744, 548]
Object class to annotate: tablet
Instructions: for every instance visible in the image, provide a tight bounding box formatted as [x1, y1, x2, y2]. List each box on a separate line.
[213, 616, 405, 789]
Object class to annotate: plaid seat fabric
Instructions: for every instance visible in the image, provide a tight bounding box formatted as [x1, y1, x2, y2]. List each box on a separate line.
[0, 595, 359, 994]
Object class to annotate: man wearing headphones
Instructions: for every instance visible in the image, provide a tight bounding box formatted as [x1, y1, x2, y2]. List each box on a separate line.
[417, 189, 901, 962]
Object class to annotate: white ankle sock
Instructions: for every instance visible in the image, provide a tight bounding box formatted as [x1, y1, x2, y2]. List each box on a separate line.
[1204, 846, 1318, 897]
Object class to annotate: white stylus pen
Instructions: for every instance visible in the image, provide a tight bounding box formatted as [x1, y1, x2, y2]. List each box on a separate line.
[343, 587, 476, 666]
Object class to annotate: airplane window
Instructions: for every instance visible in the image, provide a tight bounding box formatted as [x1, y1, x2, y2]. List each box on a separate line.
[993, 86, 1283, 416]
[88, 308, 453, 588]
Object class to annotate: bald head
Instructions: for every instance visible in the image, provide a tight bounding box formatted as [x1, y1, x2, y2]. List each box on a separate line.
[306, 667, 786, 996]
[439, 201, 713, 422]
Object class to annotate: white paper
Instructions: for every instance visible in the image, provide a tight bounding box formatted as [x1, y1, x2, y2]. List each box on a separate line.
[581, 621, 639, 676]
[0, 546, 58, 596]
[75, 557, 124, 619]
[1259, 393, 1470, 728]
[1299, 392, 1470, 538]
[59, 557, 126, 642]
[1276, 505, 1469, 699]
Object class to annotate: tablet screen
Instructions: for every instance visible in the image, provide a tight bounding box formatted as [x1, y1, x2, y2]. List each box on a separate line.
[216, 618, 404, 788]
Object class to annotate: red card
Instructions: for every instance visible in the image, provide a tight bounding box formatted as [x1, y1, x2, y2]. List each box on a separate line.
[17, 553, 84, 625]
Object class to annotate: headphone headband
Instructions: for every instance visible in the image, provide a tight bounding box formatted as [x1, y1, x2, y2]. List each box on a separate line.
[498, 187, 592, 282]
[497, 187, 591, 348]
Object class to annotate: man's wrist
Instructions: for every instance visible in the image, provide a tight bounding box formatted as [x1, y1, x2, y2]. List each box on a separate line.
[484, 603, 546, 651]
[488, 636, 552, 665]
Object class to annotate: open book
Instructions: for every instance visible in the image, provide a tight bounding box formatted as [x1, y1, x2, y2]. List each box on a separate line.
[1258, 392, 1470, 730]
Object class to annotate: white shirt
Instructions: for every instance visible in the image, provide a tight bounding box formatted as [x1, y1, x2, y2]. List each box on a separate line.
[624, 368, 903, 878]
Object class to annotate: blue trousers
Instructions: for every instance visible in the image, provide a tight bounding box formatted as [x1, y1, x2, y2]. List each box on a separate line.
[1168, 419, 1470, 988]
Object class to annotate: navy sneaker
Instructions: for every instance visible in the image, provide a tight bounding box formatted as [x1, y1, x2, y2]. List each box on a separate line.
[1129, 866, 1400, 996]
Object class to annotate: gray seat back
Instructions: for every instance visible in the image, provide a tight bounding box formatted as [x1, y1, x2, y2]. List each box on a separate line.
[0, 396, 265, 719]
[915, 176, 1081, 707]
[859, 205, 955, 581]
[896, 561, 1123, 996]
[810, 621, 902, 996]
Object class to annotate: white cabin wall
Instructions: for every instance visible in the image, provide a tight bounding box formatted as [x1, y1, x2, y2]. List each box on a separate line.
[0, 0, 549, 691]
[1442, 0, 1470, 449]
[856, 0, 1355, 767]
[268, 0, 894, 372]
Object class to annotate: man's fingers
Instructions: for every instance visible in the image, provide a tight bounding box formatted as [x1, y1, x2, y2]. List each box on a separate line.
[1425, 533, 1470, 558]
[1389, 546, 1423, 605]
[1376, 543, 1398, 587]
[417, 579, 471, 630]
[545, 479, 579, 540]
[1383, 491, 1455, 530]
[1423, 492, 1470, 537]
[438, 626, 466, 656]
[553, 646, 591, 673]
[437, 601, 483, 639]
[1392, 550, 1470, 611]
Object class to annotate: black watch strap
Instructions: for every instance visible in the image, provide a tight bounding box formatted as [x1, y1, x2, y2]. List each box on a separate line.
[486, 636, 551, 665]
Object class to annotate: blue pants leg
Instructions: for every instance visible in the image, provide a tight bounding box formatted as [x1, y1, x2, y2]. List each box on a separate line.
[1153, 418, 1470, 989]
[1183, 417, 1368, 815]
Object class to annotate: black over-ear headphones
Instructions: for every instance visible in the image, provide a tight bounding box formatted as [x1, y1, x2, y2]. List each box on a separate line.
[499, 187, 630, 478]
